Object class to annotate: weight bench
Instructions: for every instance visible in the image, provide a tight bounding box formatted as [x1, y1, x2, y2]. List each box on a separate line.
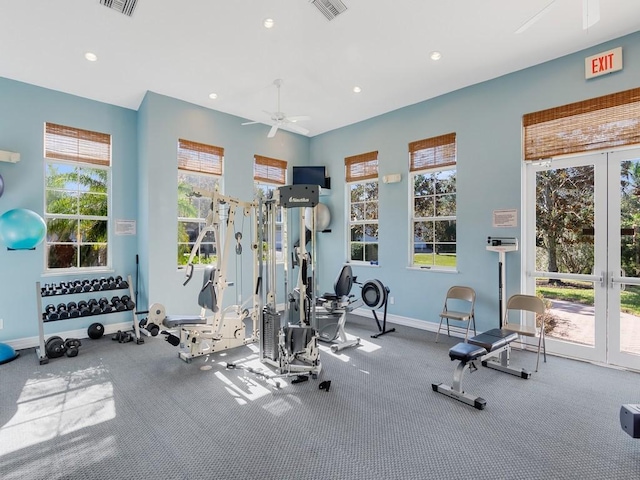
[432, 328, 531, 410]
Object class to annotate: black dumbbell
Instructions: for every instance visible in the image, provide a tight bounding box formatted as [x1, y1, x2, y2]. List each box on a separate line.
[107, 276, 116, 289]
[41, 284, 50, 296]
[44, 304, 59, 321]
[57, 302, 69, 320]
[98, 297, 113, 313]
[115, 276, 129, 289]
[72, 280, 83, 293]
[58, 282, 70, 295]
[112, 330, 133, 343]
[77, 300, 91, 316]
[82, 279, 92, 292]
[120, 295, 135, 310]
[87, 298, 101, 315]
[111, 296, 126, 311]
[64, 338, 82, 357]
[67, 301, 79, 318]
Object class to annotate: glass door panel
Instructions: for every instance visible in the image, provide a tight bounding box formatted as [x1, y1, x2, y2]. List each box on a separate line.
[528, 154, 607, 363]
[608, 149, 640, 369]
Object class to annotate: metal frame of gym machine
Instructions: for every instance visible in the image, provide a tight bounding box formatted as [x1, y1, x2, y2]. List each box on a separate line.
[258, 184, 322, 378]
[159, 188, 260, 362]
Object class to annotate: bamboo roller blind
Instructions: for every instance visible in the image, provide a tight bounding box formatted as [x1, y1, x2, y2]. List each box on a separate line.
[345, 151, 378, 182]
[254, 155, 287, 185]
[409, 133, 456, 171]
[45, 123, 111, 166]
[178, 139, 223, 175]
[523, 87, 640, 161]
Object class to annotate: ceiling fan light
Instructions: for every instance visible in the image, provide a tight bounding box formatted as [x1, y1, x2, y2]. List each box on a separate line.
[208, 93, 218, 100]
[430, 51, 442, 61]
[84, 52, 98, 62]
[264, 18, 275, 29]
[353, 86, 362, 93]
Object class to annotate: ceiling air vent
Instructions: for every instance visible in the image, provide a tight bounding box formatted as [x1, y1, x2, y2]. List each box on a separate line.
[310, 0, 347, 21]
[99, 0, 138, 17]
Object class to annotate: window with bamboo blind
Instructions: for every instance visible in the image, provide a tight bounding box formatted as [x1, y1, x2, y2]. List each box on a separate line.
[523, 87, 640, 161]
[345, 151, 379, 264]
[409, 133, 457, 270]
[44, 123, 111, 270]
[254, 155, 287, 262]
[177, 139, 223, 267]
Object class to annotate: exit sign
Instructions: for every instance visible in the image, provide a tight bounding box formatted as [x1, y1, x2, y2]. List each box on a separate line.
[585, 47, 623, 79]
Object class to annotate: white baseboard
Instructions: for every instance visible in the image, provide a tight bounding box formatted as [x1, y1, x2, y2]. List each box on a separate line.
[350, 307, 467, 339]
[5, 321, 135, 351]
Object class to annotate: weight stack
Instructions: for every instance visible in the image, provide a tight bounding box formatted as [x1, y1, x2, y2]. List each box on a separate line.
[262, 308, 280, 362]
[620, 404, 640, 438]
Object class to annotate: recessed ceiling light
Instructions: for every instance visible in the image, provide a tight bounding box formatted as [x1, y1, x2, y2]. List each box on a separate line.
[353, 86, 362, 93]
[430, 51, 442, 61]
[84, 52, 98, 62]
[208, 93, 218, 100]
[264, 18, 274, 28]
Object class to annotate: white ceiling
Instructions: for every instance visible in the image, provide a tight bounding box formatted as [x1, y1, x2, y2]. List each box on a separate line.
[1, 1, 639, 137]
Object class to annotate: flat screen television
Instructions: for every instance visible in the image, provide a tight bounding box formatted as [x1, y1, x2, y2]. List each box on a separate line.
[292, 166, 328, 188]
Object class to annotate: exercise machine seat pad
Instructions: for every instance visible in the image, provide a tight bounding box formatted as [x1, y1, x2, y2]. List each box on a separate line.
[448, 342, 487, 362]
[469, 329, 518, 351]
[163, 315, 207, 328]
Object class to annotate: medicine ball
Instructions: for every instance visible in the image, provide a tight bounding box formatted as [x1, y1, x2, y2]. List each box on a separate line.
[87, 322, 104, 339]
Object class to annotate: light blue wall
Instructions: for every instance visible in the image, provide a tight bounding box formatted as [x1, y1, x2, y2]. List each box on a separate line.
[310, 31, 640, 332]
[137, 91, 310, 314]
[1, 30, 639, 343]
[0, 78, 138, 342]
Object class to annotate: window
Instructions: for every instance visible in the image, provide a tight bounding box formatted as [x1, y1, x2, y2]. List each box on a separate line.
[254, 155, 287, 262]
[346, 151, 379, 264]
[410, 133, 457, 270]
[44, 123, 111, 270]
[177, 139, 222, 267]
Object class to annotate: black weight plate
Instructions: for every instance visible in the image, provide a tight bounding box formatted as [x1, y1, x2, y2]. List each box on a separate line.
[45, 336, 66, 358]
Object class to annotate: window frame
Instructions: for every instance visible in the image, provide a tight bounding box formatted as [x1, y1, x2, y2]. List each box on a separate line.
[177, 138, 223, 269]
[345, 151, 379, 265]
[409, 133, 457, 271]
[254, 155, 287, 263]
[43, 122, 112, 272]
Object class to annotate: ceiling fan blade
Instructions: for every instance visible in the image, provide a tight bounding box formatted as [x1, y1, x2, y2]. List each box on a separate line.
[285, 123, 310, 136]
[241, 121, 260, 126]
[583, 0, 600, 29]
[286, 115, 311, 122]
[267, 125, 279, 138]
[515, 0, 557, 34]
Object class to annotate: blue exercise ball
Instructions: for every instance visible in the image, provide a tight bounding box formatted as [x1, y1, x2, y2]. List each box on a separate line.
[0, 208, 47, 250]
[0, 342, 19, 364]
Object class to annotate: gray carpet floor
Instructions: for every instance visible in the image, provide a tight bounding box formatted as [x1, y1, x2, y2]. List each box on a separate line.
[1, 314, 640, 480]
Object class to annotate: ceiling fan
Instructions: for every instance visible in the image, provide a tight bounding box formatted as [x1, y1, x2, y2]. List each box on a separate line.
[241, 79, 311, 138]
[515, 0, 600, 34]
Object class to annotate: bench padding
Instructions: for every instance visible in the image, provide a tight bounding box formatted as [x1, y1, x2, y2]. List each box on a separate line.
[448, 328, 519, 362]
[448, 342, 487, 362]
[163, 315, 207, 328]
[469, 328, 518, 351]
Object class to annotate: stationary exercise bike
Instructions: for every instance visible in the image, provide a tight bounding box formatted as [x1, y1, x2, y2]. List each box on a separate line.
[316, 265, 361, 352]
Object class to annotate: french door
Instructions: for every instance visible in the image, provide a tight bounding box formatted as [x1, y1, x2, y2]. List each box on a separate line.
[525, 147, 640, 370]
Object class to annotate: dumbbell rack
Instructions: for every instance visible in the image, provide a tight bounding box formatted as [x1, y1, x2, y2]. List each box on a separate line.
[35, 274, 142, 364]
